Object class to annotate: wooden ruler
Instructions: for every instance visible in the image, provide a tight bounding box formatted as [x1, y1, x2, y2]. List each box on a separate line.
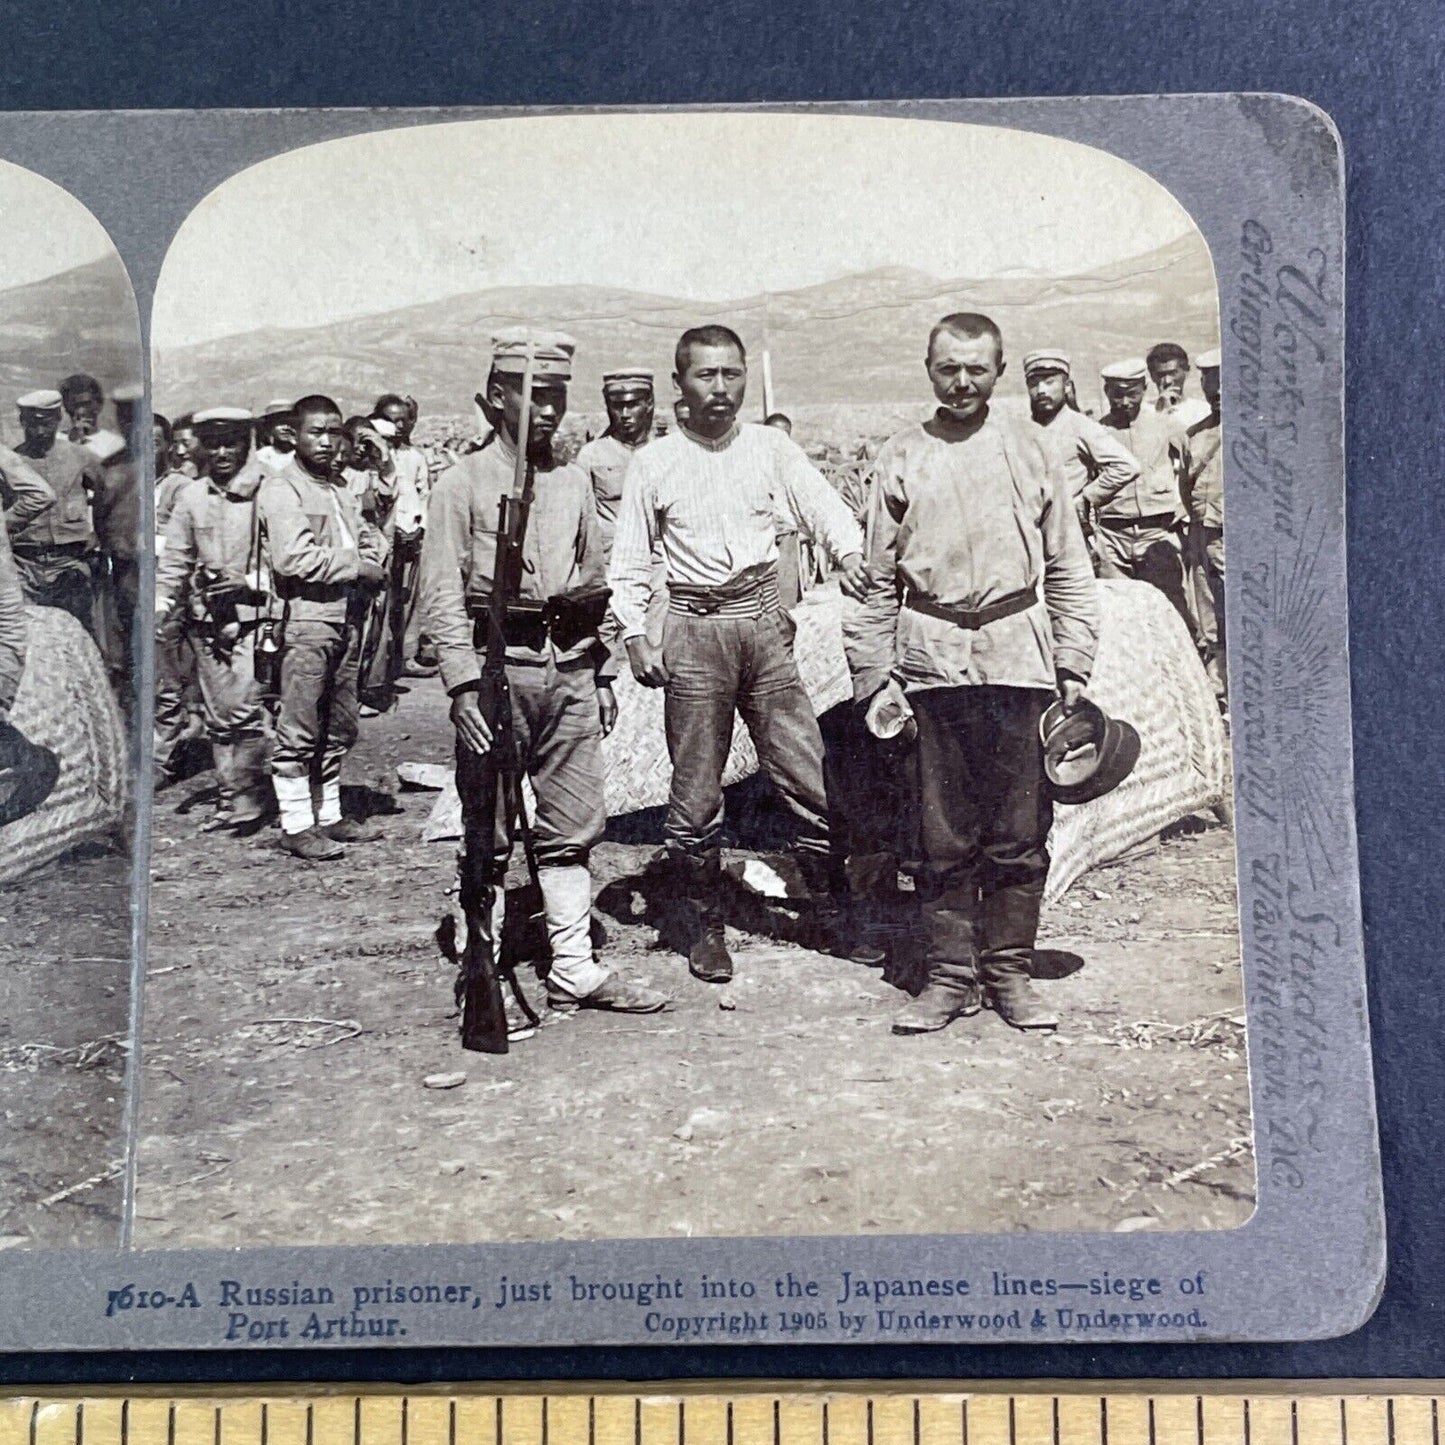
[1, 1388, 1441, 1445]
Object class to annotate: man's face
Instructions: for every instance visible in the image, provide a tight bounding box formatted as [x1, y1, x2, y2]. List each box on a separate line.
[172, 425, 201, 472]
[269, 419, 297, 453]
[1104, 379, 1147, 424]
[198, 424, 251, 483]
[378, 400, 412, 444]
[152, 423, 169, 461]
[1027, 369, 1069, 423]
[20, 408, 60, 450]
[926, 329, 1004, 421]
[1149, 358, 1189, 404]
[1201, 366, 1221, 410]
[294, 409, 344, 476]
[66, 392, 102, 438]
[489, 375, 567, 461]
[604, 385, 654, 445]
[674, 343, 746, 433]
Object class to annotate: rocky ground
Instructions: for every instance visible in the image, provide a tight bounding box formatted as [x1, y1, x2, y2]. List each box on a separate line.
[0, 848, 131, 1249]
[135, 675, 1253, 1248]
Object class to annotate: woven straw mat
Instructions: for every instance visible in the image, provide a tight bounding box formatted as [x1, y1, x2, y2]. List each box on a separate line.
[0, 606, 130, 885]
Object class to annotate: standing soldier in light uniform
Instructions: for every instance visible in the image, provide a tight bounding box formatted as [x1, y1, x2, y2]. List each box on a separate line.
[1023, 349, 1139, 541]
[260, 394, 389, 860]
[9, 388, 102, 632]
[421, 329, 668, 1016]
[1094, 356, 1195, 632]
[373, 392, 438, 679]
[847, 312, 1099, 1035]
[154, 407, 272, 831]
[1183, 347, 1225, 706]
[608, 324, 867, 985]
[575, 368, 655, 560]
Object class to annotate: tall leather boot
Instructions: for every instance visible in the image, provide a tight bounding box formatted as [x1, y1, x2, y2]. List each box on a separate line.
[979, 880, 1057, 1030]
[685, 849, 733, 983]
[891, 880, 981, 1035]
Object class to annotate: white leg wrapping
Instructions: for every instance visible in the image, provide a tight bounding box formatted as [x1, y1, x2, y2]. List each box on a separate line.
[273, 774, 315, 835]
[538, 864, 608, 1000]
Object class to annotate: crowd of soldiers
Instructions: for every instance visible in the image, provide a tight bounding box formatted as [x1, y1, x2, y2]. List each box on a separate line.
[0, 372, 144, 734]
[152, 317, 1223, 1039]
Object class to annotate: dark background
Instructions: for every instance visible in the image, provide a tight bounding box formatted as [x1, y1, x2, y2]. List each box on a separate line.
[2, 0, 1440, 1386]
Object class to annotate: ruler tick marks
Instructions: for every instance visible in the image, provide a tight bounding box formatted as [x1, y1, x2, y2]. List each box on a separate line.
[1008, 1399, 1016, 1445]
[1148, 1399, 1156, 1445]
[587, 1398, 595, 1445]
[402, 1398, 409, 1445]
[1101, 1396, 1109, 1445]
[913, 1399, 921, 1445]
[1052, 1397, 1060, 1445]
[306, 1406, 313, 1445]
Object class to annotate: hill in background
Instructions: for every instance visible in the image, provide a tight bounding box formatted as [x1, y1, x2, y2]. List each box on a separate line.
[0, 256, 141, 442]
[154, 231, 1219, 427]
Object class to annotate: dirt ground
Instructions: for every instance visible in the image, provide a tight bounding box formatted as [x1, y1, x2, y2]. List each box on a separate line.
[136, 678, 1252, 1248]
[0, 848, 131, 1249]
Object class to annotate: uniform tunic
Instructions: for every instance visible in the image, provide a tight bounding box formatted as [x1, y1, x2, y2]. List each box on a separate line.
[1030, 407, 1139, 512]
[260, 461, 387, 782]
[419, 434, 612, 867]
[157, 463, 269, 754]
[0, 444, 55, 532]
[10, 436, 101, 628]
[574, 432, 645, 555]
[1094, 408, 1196, 634]
[11, 436, 98, 550]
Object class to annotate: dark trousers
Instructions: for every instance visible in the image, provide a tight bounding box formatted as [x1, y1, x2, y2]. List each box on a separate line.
[13, 547, 93, 634]
[821, 697, 912, 886]
[662, 606, 829, 858]
[455, 657, 607, 871]
[153, 612, 198, 775]
[911, 685, 1053, 989]
[271, 618, 360, 783]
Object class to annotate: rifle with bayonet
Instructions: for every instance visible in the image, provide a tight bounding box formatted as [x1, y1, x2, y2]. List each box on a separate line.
[438, 339, 545, 1054]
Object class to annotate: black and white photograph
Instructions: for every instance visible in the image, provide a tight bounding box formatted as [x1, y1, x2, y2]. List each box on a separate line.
[0, 159, 141, 1247]
[136, 110, 1247, 1250]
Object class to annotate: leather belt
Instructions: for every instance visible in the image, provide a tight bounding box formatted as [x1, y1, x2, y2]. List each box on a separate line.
[901, 585, 1037, 631]
[1096, 512, 1179, 531]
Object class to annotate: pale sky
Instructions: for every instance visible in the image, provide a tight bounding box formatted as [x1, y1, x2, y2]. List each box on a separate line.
[154, 112, 1199, 349]
[0, 158, 117, 290]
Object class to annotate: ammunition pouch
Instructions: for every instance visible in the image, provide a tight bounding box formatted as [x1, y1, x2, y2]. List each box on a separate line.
[543, 585, 612, 652]
[471, 598, 548, 652]
[468, 586, 612, 654]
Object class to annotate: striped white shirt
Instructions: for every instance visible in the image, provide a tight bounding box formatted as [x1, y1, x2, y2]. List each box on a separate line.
[607, 422, 862, 639]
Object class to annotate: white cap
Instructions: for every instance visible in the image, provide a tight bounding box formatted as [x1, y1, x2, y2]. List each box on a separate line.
[193, 406, 254, 425]
[1197, 347, 1221, 369]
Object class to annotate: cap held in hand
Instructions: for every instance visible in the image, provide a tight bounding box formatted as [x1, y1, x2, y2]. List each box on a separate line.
[1039, 697, 1140, 805]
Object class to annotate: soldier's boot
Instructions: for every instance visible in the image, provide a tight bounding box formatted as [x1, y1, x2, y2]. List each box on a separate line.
[273, 774, 341, 860]
[228, 736, 271, 831]
[685, 849, 733, 984]
[892, 886, 981, 1035]
[979, 882, 1057, 1031]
